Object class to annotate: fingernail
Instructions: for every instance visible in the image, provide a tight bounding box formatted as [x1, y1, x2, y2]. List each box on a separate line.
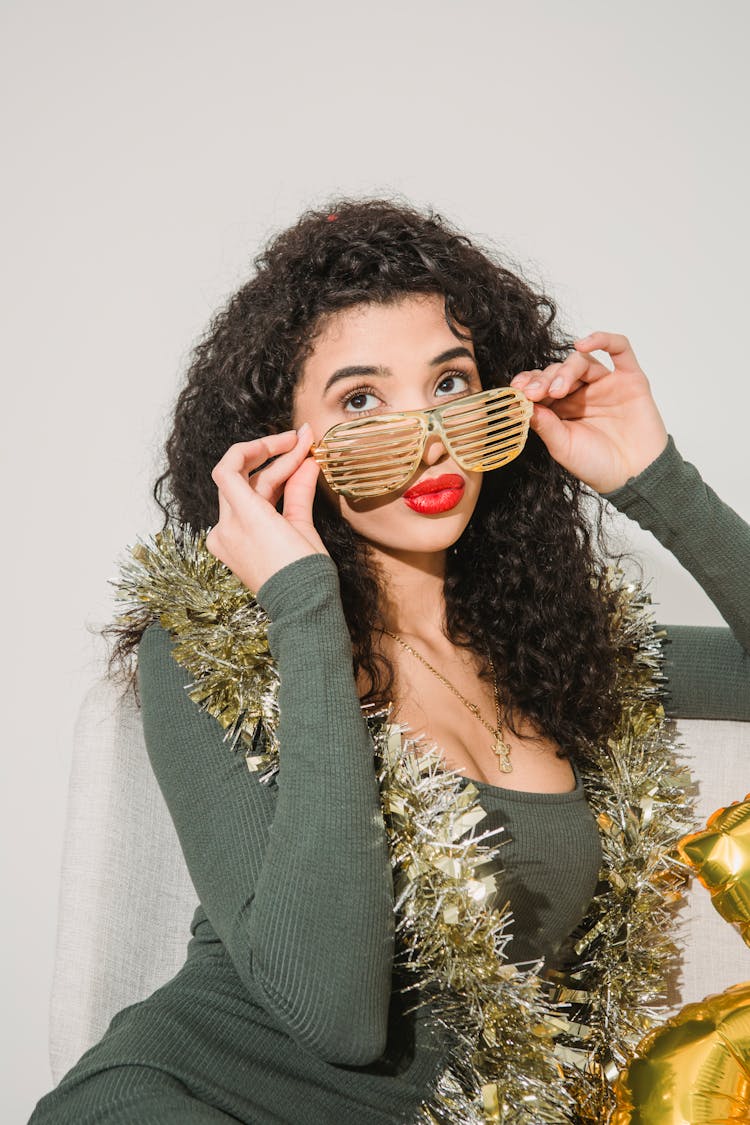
[297, 422, 311, 438]
[550, 376, 565, 393]
[526, 379, 541, 392]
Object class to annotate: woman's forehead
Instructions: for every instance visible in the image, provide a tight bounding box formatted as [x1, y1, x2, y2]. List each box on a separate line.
[304, 295, 474, 371]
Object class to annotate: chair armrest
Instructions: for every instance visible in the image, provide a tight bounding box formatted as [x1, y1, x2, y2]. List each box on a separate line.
[665, 717, 750, 1013]
[49, 675, 198, 1083]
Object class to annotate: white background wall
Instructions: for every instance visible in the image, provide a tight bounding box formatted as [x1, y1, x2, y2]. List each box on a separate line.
[3, 1, 749, 1118]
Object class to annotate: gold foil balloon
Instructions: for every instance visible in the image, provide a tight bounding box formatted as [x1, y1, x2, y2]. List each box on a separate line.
[610, 982, 750, 1124]
[612, 797, 750, 1122]
[677, 793, 750, 945]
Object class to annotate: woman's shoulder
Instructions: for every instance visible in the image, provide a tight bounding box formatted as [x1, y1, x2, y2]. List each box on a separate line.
[138, 620, 178, 667]
[136, 621, 193, 704]
[136, 620, 243, 762]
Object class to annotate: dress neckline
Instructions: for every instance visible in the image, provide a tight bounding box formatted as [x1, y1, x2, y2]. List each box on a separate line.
[379, 719, 585, 804]
[463, 761, 585, 803]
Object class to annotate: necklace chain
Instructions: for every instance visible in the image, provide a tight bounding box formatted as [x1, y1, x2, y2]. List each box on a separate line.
[380, 630, 513, 773]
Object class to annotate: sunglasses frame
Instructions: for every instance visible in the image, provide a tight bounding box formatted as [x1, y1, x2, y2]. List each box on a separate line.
[309, 386, 533, 498]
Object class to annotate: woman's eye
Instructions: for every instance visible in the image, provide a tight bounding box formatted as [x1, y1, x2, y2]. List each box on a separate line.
[436, 371, 472, 395]
[341, 387, 381, 413]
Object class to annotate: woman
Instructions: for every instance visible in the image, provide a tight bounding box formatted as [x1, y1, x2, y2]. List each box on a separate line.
[30, 198, 750, 1124]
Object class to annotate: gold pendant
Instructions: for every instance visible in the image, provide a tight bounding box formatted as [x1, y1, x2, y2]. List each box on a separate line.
[494, 735, 513, 773]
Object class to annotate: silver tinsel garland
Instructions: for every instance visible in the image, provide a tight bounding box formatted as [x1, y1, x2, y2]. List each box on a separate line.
[112, 528, 696, 1124]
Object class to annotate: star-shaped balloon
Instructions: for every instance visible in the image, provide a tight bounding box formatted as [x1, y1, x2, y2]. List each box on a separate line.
[678, 793, 750, 946]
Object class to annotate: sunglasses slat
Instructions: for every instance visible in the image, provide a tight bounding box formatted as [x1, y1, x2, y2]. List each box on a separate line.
[442, 402, 531, 427]
[442, 395, 527, 416]
[317, 444, 422, 473]
[324, 461, 423, 494]
[458, 446, 526, 468]
[445, 417, 529, 443]
[449, 420, 528, 446]
[325, 456, 421, 484]
[461, 427, 528, 448]
[319, 433, 421, 457]
[442, 420, 530, 445]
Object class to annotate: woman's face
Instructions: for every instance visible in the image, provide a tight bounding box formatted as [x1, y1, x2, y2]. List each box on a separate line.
[291, 293, 484, 560]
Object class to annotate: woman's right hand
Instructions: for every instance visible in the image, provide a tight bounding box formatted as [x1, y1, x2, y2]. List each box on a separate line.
[205, 423, 329, 594]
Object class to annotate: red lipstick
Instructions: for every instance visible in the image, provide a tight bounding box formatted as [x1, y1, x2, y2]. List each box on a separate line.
[403, 473, 465, 498]
[403, 473, 465, 514]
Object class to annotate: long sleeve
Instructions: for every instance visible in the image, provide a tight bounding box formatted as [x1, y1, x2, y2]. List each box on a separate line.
[137, 552, 395, 1066]
[603, 436, 750, 719]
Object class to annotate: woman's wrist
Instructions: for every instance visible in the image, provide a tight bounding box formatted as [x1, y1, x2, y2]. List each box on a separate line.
[602, 429, 670, 501]
[600, 435, 713, 547]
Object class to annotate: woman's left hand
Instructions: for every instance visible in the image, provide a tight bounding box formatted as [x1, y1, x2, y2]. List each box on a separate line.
[510, 331, 668, 494]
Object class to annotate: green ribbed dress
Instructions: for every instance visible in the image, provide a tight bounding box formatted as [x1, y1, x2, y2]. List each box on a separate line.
[29, 437, 750, 1124]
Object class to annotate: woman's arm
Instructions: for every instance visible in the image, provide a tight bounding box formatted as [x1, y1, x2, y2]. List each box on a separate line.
[603, 437, 750, 719]
[507, 331, 749, 721]
[138, 551, 395, 1066]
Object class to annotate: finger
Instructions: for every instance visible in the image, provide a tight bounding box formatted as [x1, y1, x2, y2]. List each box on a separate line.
[205, 524, 220, 559]
[545, 383, 606, 420]
[510, 370, 541, 391]
[516, 362, 587, 404]
[528, 403, 573, 462]
[281, 453, 322, 525]
[574, 332, 641, 374]
[216, 488, 233, 522]
[204, 493, 236, 565]
[205, 490, 235, 559]
[543, 353, 592, 398]
[548, 356, 614, 399]
[213, 431, 299, 483]
[512, 358, 605, 405]
[211, 431, 300, 512]
[251, 425, 315, 504]
[519, 364, 563, 401]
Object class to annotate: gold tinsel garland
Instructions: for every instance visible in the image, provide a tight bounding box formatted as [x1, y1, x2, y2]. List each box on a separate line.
[112, 527, 696, 1124]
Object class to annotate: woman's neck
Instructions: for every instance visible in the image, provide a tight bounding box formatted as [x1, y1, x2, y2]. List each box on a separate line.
[370, 545, 450, 645]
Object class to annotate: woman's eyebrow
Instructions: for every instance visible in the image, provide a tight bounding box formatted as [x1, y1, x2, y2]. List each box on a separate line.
[323, 346, 476, 395]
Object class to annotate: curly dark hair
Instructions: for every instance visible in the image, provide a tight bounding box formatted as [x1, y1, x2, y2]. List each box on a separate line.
[105, 196, 623, 756]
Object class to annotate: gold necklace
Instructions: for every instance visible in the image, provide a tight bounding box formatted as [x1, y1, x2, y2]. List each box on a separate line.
[380, 629, 513, 773]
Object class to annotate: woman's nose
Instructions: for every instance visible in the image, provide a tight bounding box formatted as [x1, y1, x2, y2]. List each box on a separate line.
[421, 429, 450, 466]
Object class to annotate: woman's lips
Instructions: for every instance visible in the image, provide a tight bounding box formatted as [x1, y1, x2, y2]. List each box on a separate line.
[403, 473, 465, 498]
[403, 480, 465, 514]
